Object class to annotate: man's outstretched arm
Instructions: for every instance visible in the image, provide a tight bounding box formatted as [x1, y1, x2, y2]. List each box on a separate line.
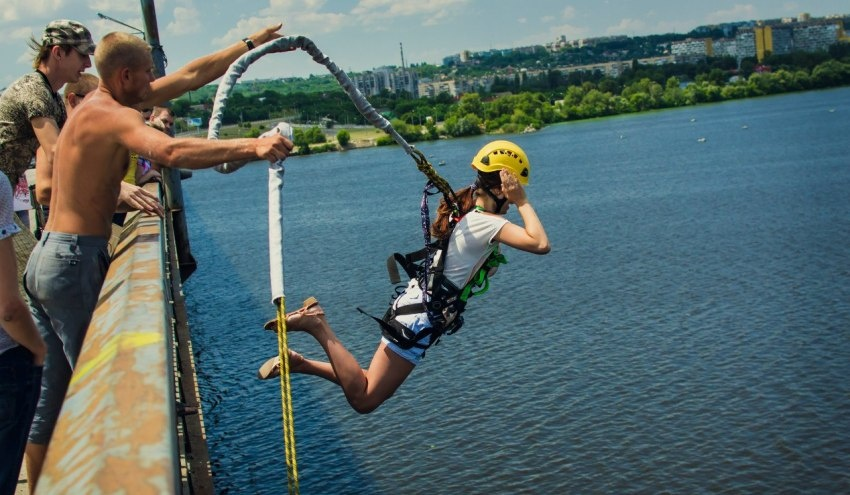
[143, 23, 284, 106]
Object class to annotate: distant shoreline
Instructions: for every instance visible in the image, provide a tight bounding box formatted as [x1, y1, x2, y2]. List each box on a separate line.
[180, 84, 850, 158]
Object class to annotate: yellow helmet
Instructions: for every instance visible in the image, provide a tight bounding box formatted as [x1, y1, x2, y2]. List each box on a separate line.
[471, 140, 530, 185]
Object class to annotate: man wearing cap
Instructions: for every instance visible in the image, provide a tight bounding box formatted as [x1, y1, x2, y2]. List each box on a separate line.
[0, 20, 94, 187]
[22, 21, 290, 490]
[0, 20, 164, 233]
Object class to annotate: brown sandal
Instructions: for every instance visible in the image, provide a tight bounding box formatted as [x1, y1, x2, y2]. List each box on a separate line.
[257, 356, 280, 379]
[264, 297, 324, 331]
[257, 350, 304, 379]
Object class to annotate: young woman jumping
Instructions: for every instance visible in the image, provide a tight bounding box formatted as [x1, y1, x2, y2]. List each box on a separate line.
[258, 140, 550, 413]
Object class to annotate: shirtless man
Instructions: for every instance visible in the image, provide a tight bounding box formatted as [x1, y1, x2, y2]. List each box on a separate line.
[36, 74, 165, 230]
[24, 29, 292, 489]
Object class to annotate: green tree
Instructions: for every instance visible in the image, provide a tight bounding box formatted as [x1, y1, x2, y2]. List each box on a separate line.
[454, 93, 485, 119]
[171, 99, 190, 117]
[811, 60, 850, 88]
[292, 128, 310, 149]
[336, 129, 351, 146]
[423, 121, 439, 140]
[577, 89, 614, 118]
[444, 114, 482, 137]
[662, 76, 686, 107]
[302, 126, 327, 144]
[389, 118, 421, 142]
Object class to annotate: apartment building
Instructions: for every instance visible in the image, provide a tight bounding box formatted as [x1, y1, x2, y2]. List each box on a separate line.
[351, 66, 419, 98]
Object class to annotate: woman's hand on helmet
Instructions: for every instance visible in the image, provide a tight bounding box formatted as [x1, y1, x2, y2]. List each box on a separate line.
[500, 169, 527, 205]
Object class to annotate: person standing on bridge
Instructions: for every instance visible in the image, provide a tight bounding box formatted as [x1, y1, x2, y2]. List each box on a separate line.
[0, 169, 46, 495]
[24, 23, 292, 490]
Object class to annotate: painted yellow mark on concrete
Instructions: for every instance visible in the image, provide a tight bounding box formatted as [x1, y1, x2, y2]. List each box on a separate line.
[70, 332, 164, 386]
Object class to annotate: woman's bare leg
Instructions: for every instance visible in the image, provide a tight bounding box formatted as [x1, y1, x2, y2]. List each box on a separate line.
[288, 309, 414, 414]
[259, 350, 339, 383]
[291, 352, 338, 384]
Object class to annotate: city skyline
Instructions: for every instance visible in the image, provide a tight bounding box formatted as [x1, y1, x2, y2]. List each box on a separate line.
[0, 1, 847, 87]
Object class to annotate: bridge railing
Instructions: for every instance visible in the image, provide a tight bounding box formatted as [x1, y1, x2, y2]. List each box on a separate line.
[34, 182, 209, 494]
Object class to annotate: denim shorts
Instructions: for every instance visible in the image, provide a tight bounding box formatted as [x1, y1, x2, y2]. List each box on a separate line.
[24, 232, 109, 445]
[0, 346, 42, 495]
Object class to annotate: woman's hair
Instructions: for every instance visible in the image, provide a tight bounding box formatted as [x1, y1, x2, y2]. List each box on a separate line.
[431, 170, 503, 239]
[430, 185, 478, 239]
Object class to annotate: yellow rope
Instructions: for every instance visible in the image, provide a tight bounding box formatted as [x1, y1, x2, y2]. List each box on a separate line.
[275, 296, 300, 495]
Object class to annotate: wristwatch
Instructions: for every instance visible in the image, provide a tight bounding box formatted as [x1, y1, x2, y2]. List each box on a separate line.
[242, 37, 255, 50]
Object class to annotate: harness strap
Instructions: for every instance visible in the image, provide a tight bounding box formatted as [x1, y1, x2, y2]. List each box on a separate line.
[393, 302, 427, 316]
[356, 307, 434, 350]
[459, 249, 508, 302]
[388, 248, 429, 284]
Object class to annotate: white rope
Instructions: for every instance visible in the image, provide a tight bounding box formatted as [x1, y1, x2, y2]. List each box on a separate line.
[266, 123, 292, 301]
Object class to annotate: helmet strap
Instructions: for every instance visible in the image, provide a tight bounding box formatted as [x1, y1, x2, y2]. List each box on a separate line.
[476, 177, 508, 213]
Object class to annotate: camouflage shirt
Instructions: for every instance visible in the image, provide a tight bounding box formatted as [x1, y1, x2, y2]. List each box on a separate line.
[0, 71, 67, 186]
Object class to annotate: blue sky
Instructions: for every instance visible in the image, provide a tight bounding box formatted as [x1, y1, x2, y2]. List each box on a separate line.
[1, 0, 847, 87]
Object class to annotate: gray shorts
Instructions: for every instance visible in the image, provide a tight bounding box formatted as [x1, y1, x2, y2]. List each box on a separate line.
[24, 232, 109, 444]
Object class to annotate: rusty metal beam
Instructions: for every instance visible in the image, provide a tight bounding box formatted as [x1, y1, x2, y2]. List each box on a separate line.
[164, 198, 214, 493]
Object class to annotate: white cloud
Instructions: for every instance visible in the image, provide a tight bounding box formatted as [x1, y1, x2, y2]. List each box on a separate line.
[351, 0, 470, 26]
[285, 11, 348, 34]
[562, 6, 577, 20]
[0, 0, 64, 21]
[605, 18, 648, 36]
[166, 6, 202, 36]
[515, 22, 590, 47]
[258, 0, 348, 34]
[782, 2, 800, 12]
[705, 4, 758, 24]
[264, 0, 326, 12]
[605, 16, 695, 36]
[0, 25, 36, 45]
[649, 19, 695, 35]
[92, 15, 147, 38]
[254, 0, 468, 34]
[86, 0, 140, 14]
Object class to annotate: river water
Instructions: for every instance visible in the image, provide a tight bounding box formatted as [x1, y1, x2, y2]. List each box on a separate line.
[183, 87, 850, 494]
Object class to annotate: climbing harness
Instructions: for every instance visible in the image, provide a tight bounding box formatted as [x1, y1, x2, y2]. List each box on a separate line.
[206, 36, 462, 493]
[365, 197, 507, 351]
[368, 139, 535, 351]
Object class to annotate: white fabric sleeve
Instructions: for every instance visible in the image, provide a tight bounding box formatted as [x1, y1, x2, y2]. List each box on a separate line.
[0, 173, 21, 241]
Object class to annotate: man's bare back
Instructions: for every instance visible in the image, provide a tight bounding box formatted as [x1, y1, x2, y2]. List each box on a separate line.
[45, 31, 292, 239]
